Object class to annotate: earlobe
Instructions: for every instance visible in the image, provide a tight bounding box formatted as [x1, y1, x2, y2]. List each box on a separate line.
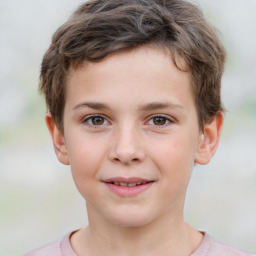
[45, 112, 70, 165]
[195, 113, 224, 165]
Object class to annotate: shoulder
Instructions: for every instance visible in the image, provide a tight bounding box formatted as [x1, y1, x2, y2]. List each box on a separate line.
[24, 232, 76, 256]
[24, 240, 62, 256]
[206, 234, 255, 256]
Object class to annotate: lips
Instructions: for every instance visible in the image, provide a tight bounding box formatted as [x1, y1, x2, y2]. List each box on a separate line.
[110, 181, 147, 187]
[102, 177, 154, 197]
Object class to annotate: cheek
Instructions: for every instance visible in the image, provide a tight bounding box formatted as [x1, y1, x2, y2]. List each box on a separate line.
[150, 138, 196, 209]
[67, 132, 107, 170]
[66, 134, 107, 195]
[149, 134, 196, 181]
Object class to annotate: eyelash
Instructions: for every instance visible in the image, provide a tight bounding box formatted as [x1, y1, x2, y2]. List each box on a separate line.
[82, 114, 174, 128]
[83, 115, 110, 128]
[147, 114, 174, 127]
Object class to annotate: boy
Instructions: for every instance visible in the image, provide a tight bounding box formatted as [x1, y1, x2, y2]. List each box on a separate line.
[25, 0, 255, 255]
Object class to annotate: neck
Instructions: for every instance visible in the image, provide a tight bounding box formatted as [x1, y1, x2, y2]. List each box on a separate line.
[71, 203, 203, 256]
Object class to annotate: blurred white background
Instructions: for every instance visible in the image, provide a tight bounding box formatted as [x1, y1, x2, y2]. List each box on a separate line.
[0, 0, 255, 255]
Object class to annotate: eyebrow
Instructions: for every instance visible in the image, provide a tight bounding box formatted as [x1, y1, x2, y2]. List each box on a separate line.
[73, 101, 111, 111]
[138, 102, 184, 112]
[72, 101, 184, 112]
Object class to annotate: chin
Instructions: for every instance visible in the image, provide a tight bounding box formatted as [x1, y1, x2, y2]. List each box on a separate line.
[106, 209, 156, 228]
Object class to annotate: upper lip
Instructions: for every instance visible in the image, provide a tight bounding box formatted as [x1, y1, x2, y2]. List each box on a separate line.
[102, 177, 154, 184]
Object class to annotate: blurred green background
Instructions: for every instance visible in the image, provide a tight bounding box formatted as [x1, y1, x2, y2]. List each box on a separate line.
[0, 0, 255, 255]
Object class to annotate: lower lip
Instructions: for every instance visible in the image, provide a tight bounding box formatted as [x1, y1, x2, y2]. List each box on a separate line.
[104, 182, 154, 197]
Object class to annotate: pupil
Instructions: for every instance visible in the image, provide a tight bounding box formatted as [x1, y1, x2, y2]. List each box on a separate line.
[153, 117, 166, 125]
[92, 116, 104, 125]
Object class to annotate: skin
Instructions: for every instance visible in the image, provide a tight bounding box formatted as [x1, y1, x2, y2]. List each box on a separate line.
[46, 45, 223, 256]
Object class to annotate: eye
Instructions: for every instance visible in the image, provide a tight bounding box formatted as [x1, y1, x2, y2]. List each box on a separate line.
[147, 115, 173, 126]
[83, 115, 109, 126]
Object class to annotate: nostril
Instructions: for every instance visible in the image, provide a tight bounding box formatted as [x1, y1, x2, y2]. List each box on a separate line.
[113, 156, 140, 164]
[108, 148, 145, 164]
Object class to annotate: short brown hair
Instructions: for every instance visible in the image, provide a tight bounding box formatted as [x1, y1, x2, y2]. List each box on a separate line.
[40, 0, 226, 132]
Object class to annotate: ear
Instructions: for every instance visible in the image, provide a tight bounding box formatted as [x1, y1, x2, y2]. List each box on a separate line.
[45, 112, 70, 165]
[195, 113, 224, 165]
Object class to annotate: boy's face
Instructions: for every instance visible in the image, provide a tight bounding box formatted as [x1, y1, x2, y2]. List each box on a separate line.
[47, 46, 222, 227]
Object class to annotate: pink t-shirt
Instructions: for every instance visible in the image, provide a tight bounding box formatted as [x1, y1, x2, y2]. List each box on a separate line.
[24, 232, 255, 256]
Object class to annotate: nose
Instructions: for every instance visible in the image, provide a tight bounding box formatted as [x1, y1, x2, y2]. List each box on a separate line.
[108, 125, 145, 165]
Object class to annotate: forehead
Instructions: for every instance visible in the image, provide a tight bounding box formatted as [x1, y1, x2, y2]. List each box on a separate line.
[65, 45, 194, 111]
